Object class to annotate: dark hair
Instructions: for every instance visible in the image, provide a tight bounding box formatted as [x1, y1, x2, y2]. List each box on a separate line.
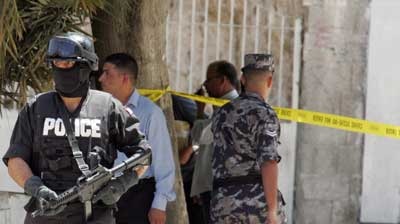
[104, 53, 138, 80]
[207, 60, 239, 89]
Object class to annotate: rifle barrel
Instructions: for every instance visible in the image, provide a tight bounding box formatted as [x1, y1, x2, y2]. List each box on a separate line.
[111, 149, 151, 175]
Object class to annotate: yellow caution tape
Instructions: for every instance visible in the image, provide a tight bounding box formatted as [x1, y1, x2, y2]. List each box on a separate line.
[274, 107, 400, 139]
[138, 88, 400, 139]
[139, 89, 166, 102]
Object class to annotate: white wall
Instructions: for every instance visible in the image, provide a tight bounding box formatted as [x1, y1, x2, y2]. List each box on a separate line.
[0, 192, 29, 224]
[362, 0, 400, 222]
[0, 108, 23, 193]
[278, 123, 297, 224]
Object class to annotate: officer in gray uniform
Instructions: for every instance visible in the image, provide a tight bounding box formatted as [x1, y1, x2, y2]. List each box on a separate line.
[2, 32, 150, 224]
[210, 54, 286, 224]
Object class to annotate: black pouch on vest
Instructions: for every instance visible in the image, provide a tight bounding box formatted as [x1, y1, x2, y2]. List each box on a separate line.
[24, 197, 37, 213]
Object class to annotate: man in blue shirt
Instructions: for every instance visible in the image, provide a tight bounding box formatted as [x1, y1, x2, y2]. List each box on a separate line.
[98, 53, 176, 224]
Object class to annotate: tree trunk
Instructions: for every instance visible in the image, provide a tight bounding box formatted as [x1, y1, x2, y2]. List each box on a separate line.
[92, 1, 189, 223]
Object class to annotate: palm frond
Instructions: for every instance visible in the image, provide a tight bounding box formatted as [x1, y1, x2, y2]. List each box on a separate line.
[0, 0, 115, 109]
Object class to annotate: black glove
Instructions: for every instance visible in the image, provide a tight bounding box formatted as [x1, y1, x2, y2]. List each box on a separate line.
[24, 176, 65, 216]
[92, 169, 139, 205]
[24, 176, 58, 202]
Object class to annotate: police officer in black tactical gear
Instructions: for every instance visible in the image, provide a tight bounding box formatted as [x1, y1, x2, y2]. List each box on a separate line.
[2, 32, 151, 224]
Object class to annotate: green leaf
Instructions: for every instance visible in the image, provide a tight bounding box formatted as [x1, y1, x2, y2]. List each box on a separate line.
[0, 0, 126, 107]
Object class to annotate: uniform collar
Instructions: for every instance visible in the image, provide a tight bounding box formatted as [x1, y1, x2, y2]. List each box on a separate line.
[242, 91, 265, 102]
[126, 88, 140, 108]
[221, 89, 239, 100]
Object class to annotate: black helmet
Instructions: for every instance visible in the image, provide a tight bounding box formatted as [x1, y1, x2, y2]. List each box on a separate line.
[46, 32, 98, 71]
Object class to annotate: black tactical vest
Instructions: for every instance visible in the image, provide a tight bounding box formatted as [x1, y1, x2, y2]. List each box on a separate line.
[30, 90, 117, 192]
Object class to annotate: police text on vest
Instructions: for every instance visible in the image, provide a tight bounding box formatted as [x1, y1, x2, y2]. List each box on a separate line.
[42, 118, 101, 138]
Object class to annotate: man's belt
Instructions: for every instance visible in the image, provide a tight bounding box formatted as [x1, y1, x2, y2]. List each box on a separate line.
[213, 174, 286, 205]
[213, 174, 262, 190]
[138, 177, 156, 185]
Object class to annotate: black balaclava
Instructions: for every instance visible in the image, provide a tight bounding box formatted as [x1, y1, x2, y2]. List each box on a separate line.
[52, 62, 91, 97]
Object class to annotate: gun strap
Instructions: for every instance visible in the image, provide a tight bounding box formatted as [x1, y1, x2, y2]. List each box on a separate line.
[57, 97, 91, 178]
[84, 201, 92, 221]
[57, 97, 93, 220]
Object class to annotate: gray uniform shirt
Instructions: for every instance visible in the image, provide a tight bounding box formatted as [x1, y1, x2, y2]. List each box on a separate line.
[210, 91, 285, 224]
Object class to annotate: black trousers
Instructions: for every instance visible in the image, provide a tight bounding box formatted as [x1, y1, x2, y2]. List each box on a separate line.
[200, 191, 211, 224]
[183, 179, 207, 224]
[116, 178, 156, 224]
[24, 203, 115, 224]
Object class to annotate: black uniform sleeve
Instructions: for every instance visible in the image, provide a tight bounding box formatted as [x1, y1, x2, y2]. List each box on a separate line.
[255, 110, 281, 165]
[108, 98, 151, 157]
[2, 104, 34, 166]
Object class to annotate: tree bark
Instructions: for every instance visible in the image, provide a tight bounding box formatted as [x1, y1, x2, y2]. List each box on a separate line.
[92, 1, 189, 223]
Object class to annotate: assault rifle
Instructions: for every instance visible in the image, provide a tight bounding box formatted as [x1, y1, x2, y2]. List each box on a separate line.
[31, 148, 151, 219]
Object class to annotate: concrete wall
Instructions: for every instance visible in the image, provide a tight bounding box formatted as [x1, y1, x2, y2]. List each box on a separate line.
[362, 0, 400, 223]
[0, 108, 22, 193]
[295, 0, 370, 223]
[0, 108, 29, 224]
[279, 123, 299, 224]
[0, 192, 29, 224]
